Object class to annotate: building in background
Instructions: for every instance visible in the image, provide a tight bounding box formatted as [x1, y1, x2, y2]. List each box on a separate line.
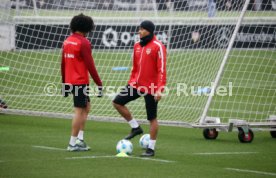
[9, 0, 276, 10]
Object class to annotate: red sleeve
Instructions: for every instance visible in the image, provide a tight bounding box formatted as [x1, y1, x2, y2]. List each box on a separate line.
[129, 49, 138, 84]
[157, 44, 166, 92]
[81, 40, 102, 86]
[61, 49, 65, 83]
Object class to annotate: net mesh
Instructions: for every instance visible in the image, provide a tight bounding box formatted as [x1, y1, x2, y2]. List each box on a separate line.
[0, 0, 275, 124]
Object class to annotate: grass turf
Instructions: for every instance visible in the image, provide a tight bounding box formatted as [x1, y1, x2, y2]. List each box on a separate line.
[0, 114, 276, 178]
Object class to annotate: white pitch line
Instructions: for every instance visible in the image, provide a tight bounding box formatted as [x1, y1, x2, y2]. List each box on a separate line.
[193, 152, 258, 155]
[32, 145, 66, 151]
[225, 168, 276, 176]
[65, 155, 175, 163]
[65, 155, 116, 160]
[128, 156, 175, 163]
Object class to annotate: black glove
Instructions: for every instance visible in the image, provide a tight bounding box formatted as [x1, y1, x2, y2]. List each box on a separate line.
[61, 83, 71, 97]
[97, 86, 103, 98]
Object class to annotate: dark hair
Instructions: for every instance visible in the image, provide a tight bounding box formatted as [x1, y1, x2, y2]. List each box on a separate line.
[70, 13, 95, 33]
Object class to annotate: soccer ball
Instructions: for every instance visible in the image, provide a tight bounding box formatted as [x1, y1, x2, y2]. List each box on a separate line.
[116, 139, 133, 155]
[139, 134, 150, 149]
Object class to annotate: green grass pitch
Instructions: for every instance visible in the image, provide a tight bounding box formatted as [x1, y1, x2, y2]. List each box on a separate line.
[0, 48, 275, 177]
[0, 114, 276, 178]
[0, 6, 275, 178]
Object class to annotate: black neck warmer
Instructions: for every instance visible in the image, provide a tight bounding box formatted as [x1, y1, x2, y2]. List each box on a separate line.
[140, 33, 153, 47]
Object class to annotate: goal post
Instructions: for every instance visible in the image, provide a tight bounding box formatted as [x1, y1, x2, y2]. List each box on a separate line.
[0, 0, 275, 129]
[199, 0, 251, 124]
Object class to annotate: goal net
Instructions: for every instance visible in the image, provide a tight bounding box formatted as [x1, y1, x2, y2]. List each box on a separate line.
[0, 0, 275, 125]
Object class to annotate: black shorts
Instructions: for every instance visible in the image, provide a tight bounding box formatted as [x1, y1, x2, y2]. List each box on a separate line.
[113, 85, 158, 120]
[72, 85, 90, 108]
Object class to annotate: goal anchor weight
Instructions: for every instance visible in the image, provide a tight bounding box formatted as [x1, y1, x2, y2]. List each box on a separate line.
[203, 128, 218, 140]
[201, 117, 220, 140]
[270, 130, 276, 138]
[237, 126, 254, 143]
[200, 118, 254, 143]
[196, 117, 276, 143]
[268, 115, 276, 138]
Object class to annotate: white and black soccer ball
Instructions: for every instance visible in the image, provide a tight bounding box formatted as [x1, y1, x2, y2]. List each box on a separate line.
[139, 134, 150, 149]
[116, 139, 133, 155]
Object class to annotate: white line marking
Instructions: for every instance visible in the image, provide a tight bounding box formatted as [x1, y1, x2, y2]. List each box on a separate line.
[128, 156, 175, 163]
[225, 168, 276, 176]
[32, 145, 65, 151]
[65, 155, 116, 160]
[193, 152, 258, 155]
[65, 155, 175, 163]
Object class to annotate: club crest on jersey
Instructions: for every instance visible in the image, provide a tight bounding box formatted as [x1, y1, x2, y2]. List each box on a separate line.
[146, 48, 151, 55]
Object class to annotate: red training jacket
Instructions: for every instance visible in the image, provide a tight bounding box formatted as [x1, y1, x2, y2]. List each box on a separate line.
[61, 33, 102, 86]
[128, 36, 166, 94]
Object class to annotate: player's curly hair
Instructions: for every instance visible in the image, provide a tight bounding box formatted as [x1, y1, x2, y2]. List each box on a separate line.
[70, 13, 95, 33]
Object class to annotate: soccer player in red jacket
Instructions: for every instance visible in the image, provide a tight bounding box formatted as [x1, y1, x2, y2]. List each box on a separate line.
[113, 20, 166, 157]
[61, 14, 103, 151]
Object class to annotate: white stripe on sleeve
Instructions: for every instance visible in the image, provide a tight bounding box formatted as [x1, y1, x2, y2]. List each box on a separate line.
[153, 41, 164, 73]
